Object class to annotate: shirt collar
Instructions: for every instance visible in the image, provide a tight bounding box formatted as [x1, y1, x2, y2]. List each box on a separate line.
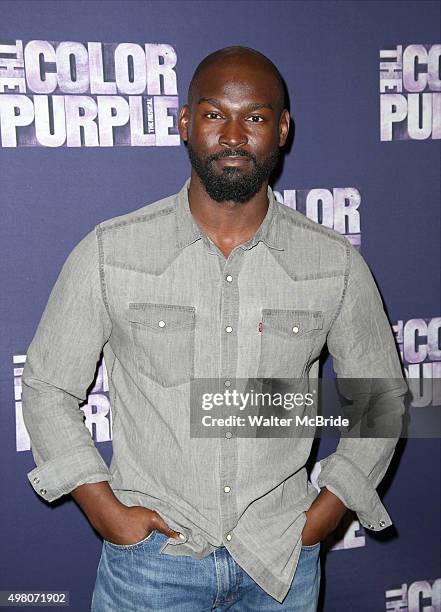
[175, 177, 284, 252]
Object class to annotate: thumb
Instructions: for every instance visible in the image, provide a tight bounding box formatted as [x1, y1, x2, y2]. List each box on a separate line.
[156, 517, 186, 540]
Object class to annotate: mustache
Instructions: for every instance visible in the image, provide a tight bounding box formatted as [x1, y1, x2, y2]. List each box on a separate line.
[207, 149, 257, 164]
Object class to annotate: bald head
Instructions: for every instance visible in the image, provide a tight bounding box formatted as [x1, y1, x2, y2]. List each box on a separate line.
[179, 46, 291, 204]
[188, 46, 286, 115]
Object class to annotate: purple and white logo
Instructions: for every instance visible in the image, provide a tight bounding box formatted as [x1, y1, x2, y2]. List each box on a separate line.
[0, 40, 179, 147]
[385, 578, 440, 611]
[274, 187, 361, 249]
[380, 44, 440, 141]
[14, 355, 112, 452]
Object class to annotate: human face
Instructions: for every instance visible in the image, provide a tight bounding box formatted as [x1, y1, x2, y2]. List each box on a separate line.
[179, 65, 290, 203]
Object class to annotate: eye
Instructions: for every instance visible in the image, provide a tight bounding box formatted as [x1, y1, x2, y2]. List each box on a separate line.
[205, 112, 223, 119]
[247, 115, 264, 123]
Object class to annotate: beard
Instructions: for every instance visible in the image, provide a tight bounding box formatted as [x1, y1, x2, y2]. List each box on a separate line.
[186, 143, 279, 204]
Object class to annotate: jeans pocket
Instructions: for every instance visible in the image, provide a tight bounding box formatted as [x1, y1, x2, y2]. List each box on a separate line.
[301, 541, 321, 550]
[127, 302, 196, 387]
[257, 309, 324, 379]
[104, 529, 156, 550]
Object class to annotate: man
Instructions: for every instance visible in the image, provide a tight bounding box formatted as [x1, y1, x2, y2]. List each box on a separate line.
[22, 46, 406, 611]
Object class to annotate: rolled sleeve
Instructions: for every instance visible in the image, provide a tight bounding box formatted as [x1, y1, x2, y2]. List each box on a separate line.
[317, 242, 408, 531]
[27, 446, 111, 503]
[22, 228, 112, 502]
[317, 448, 394, 530]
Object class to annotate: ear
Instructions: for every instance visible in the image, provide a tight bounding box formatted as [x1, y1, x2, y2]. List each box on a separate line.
[278, 109, 290, 147]
[178, 104, 190, 142]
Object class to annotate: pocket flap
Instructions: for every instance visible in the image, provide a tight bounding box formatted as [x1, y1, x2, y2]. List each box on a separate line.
[128, 302, 196, 331]
[262, 309, 324, 336]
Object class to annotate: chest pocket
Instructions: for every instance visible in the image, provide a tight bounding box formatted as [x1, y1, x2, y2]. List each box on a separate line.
[127, 302, 196, 388]
[257, 308, 325, 380]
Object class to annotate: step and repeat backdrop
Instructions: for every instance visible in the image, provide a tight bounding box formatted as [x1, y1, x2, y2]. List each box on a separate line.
[0, 1, 440, 610]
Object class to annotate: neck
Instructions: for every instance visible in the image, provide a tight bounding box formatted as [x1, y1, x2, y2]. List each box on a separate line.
[187, 170, 270, 245]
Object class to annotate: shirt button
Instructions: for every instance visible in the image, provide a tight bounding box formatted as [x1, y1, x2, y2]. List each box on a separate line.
[226, 533, 232, 541]
[40, 488, 47, 495]
[224, 379, 231, 387]
[379, 520, 386, 527]
[158, 320, 166, 328]
[225, 326, 233, 333]
[226, 275, 233, 282]
[292, 325, 299, 334]
[224, 485, 231, 493]
[368, 524, 375, 529]
[33, 477, 40, 484]
[225, 431, 232, 439]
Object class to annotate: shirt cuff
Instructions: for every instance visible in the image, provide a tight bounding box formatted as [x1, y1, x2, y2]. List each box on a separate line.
[27, 445, 111, 503]
[316, 453, 392, 531]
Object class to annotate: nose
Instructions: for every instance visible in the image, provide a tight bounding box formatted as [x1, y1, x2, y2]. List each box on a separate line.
[219, 119, 248, 149]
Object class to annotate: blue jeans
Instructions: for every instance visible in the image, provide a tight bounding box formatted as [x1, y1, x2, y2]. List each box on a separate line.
[91, 530, 321, 611]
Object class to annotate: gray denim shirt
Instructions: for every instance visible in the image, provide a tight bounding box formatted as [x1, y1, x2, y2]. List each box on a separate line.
[22, 178, 407, 603]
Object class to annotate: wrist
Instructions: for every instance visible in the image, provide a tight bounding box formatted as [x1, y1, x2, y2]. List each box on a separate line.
[91, 497, 127, 532]
[306, 488, 347, 533]
[71, 481, 126, 531]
